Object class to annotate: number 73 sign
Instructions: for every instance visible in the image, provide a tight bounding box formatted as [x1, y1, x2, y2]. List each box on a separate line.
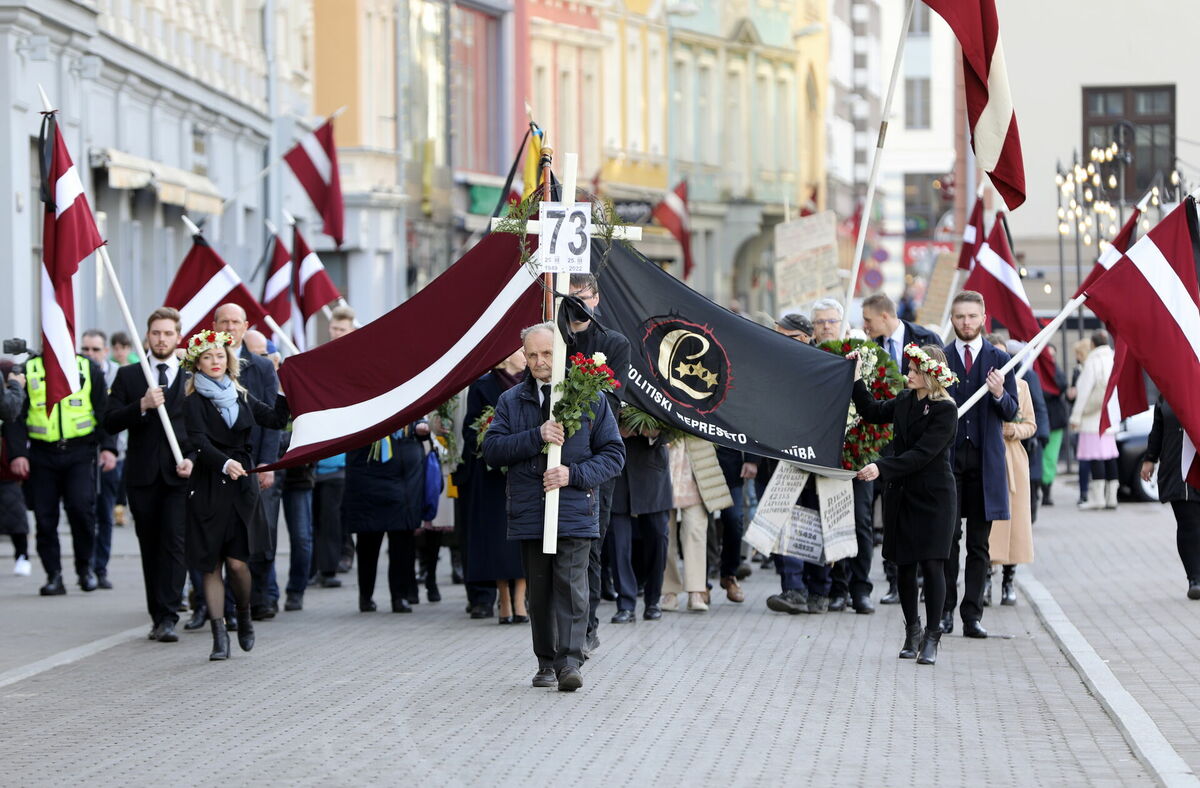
[538, 202, 592, 274]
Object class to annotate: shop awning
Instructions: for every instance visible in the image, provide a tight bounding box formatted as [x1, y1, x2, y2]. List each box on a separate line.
[90, 147, 224, 215]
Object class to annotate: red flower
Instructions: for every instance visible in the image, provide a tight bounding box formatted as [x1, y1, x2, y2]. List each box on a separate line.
[207, 332, 216, 342]
[613, 381, 622, 388]
[842, 342, 851, 352]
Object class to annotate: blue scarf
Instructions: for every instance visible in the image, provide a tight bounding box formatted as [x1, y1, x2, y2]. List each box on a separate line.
[193, 372, 240, 428]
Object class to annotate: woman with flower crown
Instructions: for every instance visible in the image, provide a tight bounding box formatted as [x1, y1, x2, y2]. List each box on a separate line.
[181, 330, 290, 662]
[848, 343, 959, 666]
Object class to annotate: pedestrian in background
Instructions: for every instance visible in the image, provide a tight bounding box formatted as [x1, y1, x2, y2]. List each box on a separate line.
[0, 358, 29, 576]
[81, 329, 122, 589]
[1065, 337, 1093, 504]
[1071, 331, 1119, 511]
[1039, 343, 1070, 506]
[1141, 397, 1200, 601]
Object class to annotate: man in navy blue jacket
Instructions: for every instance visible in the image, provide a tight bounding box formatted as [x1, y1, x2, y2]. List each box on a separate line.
[942, 291, 1019, 638]
[484, 323, 625, 692]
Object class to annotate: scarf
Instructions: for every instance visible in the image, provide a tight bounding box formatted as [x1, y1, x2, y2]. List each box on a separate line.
[193, 372, 240, 428]
[492, 366, 522, 392]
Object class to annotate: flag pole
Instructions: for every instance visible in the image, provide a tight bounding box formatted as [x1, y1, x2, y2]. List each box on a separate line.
[37, 85, 184, 466]
[838, 0, 917, 336]
[180, 215, 302, 356]
[958, 293, 1088, 417]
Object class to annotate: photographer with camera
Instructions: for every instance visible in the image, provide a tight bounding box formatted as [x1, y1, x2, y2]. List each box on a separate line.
[1, 343, 29, 576]
[2, 339, 117, 595]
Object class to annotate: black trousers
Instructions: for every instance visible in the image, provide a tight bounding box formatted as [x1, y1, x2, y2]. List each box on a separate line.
[311, 477, 345, 576]
[29, 443, 97, 578]
[610, 510, 669, 611]
[356, 530, 416, 603]
[453, 492, 497, 610]
[717, 483, 746, 578]
[832, 478, 875, 599]
[1170, 500, 1200, 582]
[127, 483, 187, 625]
[946, 443, 992, 623]
[586, 477, 617, 636]
[521, 536, 592, 671]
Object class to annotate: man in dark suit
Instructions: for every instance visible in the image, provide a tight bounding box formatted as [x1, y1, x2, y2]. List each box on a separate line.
[609, 428, 672, 622]
[858, 293, 944, 608]
[565, 273, 631, 656]
[942, 291, 1018, 638]
[213, 303, 281, 621]
[103, 307, 194, 642]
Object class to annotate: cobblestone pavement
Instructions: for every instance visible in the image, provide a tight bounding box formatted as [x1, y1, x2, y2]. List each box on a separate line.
[0, 500, 1164, 786]
[1030, 477, 1200, 777]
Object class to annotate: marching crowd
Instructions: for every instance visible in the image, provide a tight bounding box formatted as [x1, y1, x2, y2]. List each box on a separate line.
[3, 279, 1199, 692]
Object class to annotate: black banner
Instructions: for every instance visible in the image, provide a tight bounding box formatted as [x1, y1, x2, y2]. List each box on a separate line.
[596, 242, 854, 476]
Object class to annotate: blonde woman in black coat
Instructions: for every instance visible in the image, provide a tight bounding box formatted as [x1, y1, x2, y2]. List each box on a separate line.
[182, 330, 289, 661]
[850, 344, 958, 665]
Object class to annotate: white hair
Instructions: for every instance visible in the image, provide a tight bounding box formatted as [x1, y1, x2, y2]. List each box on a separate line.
[810, 298, 844, 319]
[520, 322, 555, 343]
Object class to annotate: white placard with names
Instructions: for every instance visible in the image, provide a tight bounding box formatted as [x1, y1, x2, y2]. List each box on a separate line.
[538, 201, 592, 274]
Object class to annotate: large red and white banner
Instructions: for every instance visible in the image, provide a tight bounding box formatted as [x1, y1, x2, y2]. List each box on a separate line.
[958, 197, 985, 271]
[261, 233, 293, 346]
[924, 0, 1026, 210]
[284, 120, 345, 246]
[261, 232, 542, 470]
[291, 225, 342, 350]
[652, 180, 694, 280]
[164, 235, 268, 337]
[1086, 197, 1200, 485]
[38, 113, 104, 408]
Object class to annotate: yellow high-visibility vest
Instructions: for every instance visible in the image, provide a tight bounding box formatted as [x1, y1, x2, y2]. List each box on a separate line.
[25, 356, 96, 442]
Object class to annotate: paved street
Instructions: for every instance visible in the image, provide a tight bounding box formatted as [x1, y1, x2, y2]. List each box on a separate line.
[4, 481, 1198, 785]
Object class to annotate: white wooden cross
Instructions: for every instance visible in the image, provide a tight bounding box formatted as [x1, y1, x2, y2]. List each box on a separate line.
[490, 151, 641, 553]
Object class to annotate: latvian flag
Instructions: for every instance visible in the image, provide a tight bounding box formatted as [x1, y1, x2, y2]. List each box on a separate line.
[284, 119, 344, 246]
[964, 216, 1060, 394]
[259, 232, 542, 470]
[164, 234, 268, 337]
[261, 233, 293, 346]
[1085, 197, 1200, 486]
[652, 180, 694, 280]
[1075, 206, 1147, 432]
[38, 111, 104, 409]
[958, 197, 985, 271]
[292, 225, 341, 350]
[925, 0, 1025, 210]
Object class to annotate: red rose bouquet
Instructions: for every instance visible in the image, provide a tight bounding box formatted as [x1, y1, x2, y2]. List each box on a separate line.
[819, 337, 904, 471]
[545, 352, 620, 452]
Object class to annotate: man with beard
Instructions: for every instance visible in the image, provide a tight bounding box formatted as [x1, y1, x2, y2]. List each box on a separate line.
[103, 308, 194, 642]
[941, 291, 1018, 638]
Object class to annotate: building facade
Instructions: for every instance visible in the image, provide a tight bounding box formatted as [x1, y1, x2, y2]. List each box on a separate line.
[0, 0, 314, 343]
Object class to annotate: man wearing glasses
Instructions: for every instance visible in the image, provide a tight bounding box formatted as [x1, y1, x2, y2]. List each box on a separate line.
[81, 330, 123, 590]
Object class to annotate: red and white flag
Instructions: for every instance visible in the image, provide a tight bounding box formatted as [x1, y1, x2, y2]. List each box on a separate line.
[284, 119, 345, 246]
[1075, 206, 1146, 432]
[652, 180, 694, 280]
[964, 216, 1060, 394]
[260, 232, 542, 470]
[291, 225, 342, 350]
[261, 233, 293, 345]
[1085, 197, 1200, 486]
[924, 0, 1025, 210]
[164, 234, 268, 337]
[958, 197, 985, 271]
[37, 112, 104, 409]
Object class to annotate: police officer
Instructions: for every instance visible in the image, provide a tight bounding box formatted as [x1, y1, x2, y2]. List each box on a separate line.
[3, 352, 117, 595]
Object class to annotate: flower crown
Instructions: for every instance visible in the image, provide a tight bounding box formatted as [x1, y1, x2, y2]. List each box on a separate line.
[182, 330, 234, 370]
[903, 343, 959, 387]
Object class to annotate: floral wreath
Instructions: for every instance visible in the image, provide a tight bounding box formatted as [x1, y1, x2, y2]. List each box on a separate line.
[904, 343, 958, 387]
[182, 330, 234, 370]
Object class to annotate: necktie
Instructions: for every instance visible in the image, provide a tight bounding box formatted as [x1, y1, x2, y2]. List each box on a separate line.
[541, 384, 552, 421]
[887, 338, 898, 364]
[964, 345, 974, 375]
[157, 363, 169, 388]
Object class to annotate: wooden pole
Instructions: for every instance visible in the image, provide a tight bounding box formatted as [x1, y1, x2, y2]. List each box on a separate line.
[36, 84, 184, 466]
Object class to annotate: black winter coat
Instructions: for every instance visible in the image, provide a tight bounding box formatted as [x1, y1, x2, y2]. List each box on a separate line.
[612, 434, 673, 516]
[852, 381, 958, 564]
[483, 374, 625, 540]
[342, 428, 427, 534]
[183, 389, 290, 572]
[1146, 398, 1200, 503]
[103, 363, 193, 489]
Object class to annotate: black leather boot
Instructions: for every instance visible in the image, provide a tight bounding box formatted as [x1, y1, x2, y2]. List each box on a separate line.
[1001, 566, 1017, 606]
[879, 579, 900, 605]
[209, 619, 231, 661]
[1041, 482, 1054, 506]
[899, 619, 923, 659]
[235, 607, 255, 652]
[917, 627, 942, 665]
[982, 575, 992, 606]
[184, 604, 208, 631]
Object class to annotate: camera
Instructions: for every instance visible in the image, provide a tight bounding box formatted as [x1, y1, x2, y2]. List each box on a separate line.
[3, 338, 29, 375]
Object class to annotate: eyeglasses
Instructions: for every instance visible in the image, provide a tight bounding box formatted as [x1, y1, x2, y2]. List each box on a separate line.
[811, 319, 841, 327]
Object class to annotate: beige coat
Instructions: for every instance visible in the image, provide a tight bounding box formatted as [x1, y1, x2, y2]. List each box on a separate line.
[990, 379, 1036, 565]
[1069, 344, 1115, 433]
[679, 436, 733, 513]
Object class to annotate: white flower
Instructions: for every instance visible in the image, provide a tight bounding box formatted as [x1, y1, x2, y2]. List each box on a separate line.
[591, 352, 607, 366]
